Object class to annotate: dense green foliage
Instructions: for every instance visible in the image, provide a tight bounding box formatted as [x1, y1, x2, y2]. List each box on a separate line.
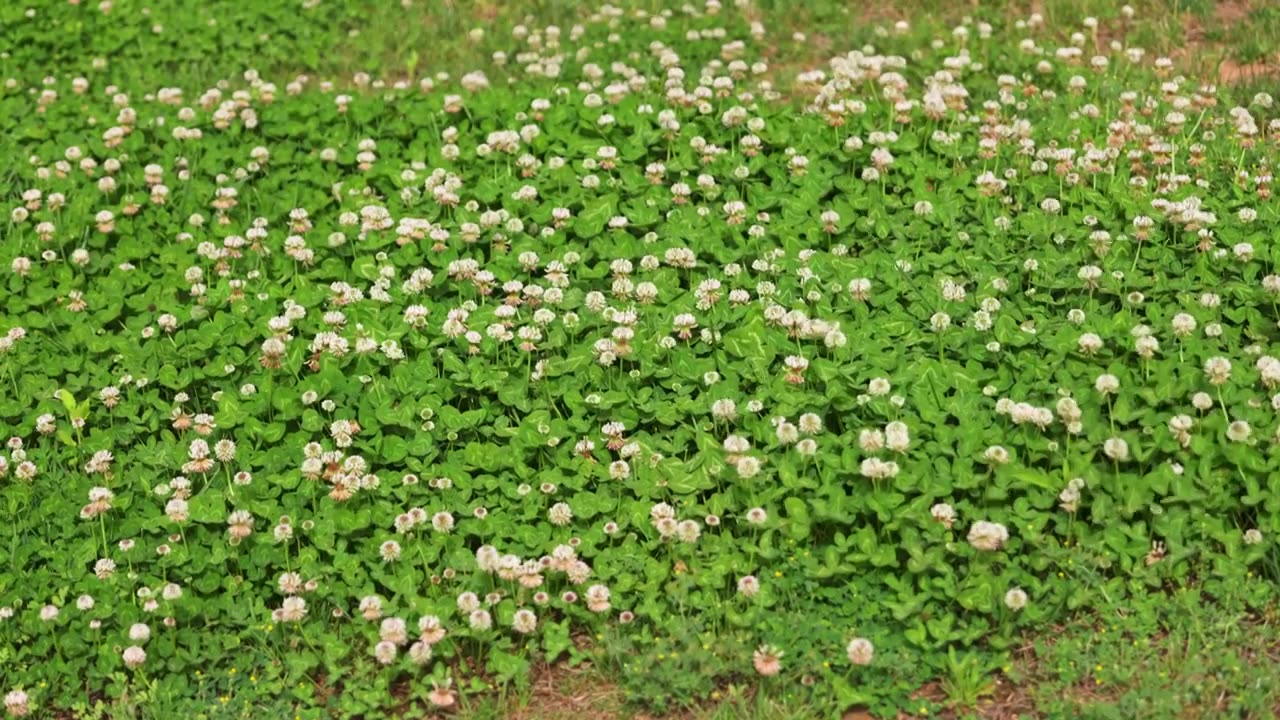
[1, 1, 1278, 718]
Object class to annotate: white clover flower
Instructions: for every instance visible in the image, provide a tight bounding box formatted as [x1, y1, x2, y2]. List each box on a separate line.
[930, 503, 956, 528]
[548, 502, 573, 526]
[1227, 420, 1252, 443]
[984, 445, 1010, 465]
[1103, 437, 1130, 461]
[122, 646, 147, 669]
[967, 521, 1009, 551]
[1094, 374, 1120, 395]
[711, 399, 737, 421]
[1204, 357, 1232, 385]
[846, 637, 874, 665]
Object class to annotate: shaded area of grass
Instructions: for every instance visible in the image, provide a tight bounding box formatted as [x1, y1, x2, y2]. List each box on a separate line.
[129, 578, 1275, 719]
[1010, 583, 1280, 719]
[535, 582, 1280, 720]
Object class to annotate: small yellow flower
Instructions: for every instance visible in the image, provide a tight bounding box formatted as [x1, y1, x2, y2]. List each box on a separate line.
[774, 571, 782, 577]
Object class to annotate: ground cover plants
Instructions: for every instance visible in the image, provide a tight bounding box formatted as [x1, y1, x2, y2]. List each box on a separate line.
[1, 1, 1279, 718]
